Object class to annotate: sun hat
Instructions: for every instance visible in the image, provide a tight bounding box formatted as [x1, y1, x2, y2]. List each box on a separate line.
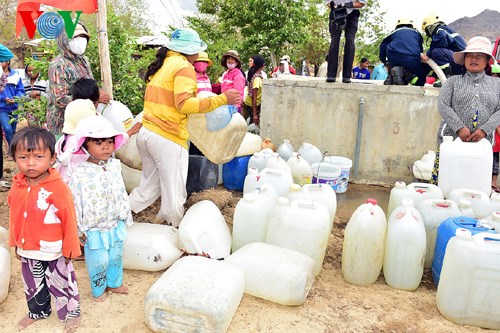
[221, 50, 241, 68]
[73, 23, 90, 41]
[280, 55, 291, 63]
[195, 51, 213, 66]
[75, 114, 128, 152]
[453, 36, 493, 65]
[62, 99, 98, 134]
[164, 28, 207, 55]
[0, 43, 14, 63]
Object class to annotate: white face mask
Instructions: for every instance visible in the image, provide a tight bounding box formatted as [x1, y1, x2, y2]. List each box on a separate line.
[227, 63, 237, 70]
[69, 37, 88, 55]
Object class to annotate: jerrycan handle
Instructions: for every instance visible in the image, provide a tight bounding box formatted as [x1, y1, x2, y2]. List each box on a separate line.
[473, 232, 500, 253]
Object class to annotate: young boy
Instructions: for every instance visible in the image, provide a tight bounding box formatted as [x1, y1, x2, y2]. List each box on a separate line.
[8, 126, 82, 332]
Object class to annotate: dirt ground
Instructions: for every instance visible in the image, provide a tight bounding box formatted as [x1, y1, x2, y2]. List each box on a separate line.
[0, 155, 498, 333]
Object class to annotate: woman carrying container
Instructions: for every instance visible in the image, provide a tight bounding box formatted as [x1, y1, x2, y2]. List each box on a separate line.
[128, 28, 241, 227]
[430, 36, 500, 189]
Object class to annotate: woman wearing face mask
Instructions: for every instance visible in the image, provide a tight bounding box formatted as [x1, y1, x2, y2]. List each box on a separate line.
[220, 50, 246, 113]
[47, 23, 110, 137]
[194, 52, 213, 94]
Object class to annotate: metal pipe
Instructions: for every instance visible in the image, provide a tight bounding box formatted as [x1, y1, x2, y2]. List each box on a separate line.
[353, 96, 365, 178]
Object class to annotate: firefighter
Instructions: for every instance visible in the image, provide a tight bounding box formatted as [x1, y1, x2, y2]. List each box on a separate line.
[380, 18, 431, 86]
[421, 14, 466, 78]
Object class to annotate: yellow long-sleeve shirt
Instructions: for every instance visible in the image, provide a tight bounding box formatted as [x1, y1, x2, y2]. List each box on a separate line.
[142, 51, 227, 149]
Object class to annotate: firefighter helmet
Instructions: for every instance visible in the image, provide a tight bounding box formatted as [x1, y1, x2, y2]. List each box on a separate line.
[422, 14, 444, 32]
[396, 18, 415, 29]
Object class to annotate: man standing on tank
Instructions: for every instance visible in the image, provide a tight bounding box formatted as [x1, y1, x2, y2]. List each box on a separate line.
[325, 0, 366, 83]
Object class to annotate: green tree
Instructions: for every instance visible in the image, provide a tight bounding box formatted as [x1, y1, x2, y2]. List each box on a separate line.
[355, 0, 389, 65]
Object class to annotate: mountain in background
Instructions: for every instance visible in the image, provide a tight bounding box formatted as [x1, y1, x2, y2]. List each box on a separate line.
[449, 9, 500, 41]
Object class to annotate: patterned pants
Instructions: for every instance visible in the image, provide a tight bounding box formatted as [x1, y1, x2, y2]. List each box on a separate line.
[21, 256, 80, 322]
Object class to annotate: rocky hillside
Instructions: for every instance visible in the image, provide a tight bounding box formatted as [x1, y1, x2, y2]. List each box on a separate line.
[449, 9, 500, 41]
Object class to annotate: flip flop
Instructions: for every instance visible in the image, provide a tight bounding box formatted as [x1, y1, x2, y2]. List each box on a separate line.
[492, 185, 500, 194]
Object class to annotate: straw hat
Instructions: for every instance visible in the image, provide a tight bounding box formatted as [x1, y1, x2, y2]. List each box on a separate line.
[195, 51, 213, 66]
[453, 36, 493, 65]
[221, 50, 241, 68]
[164, 28, 207, 55]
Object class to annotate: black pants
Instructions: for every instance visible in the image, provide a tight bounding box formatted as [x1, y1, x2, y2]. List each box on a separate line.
[327, 10, 360, 79]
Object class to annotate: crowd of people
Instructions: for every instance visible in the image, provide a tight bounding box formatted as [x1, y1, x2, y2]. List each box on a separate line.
[0, 3, 499, 332]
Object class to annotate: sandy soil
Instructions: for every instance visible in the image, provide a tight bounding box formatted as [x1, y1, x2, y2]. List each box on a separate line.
[0, 156, 497, 333]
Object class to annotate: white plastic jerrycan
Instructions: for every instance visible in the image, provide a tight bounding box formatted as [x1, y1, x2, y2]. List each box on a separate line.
[447, 188, 490, 218]
[226, 242, 315, 306]
[342, 199, 387, 286]
[298, 142, 323, 166]
[277, 139, 294, 161]
[0, 246, 10, 303]
[0, 226, 8, 251]
[387, 181, 444, 217]
[178, 200, 231, 259]
[123, 223, 182, 272]
[265, 153, 292, 174]
[458, 199, 475, 218]
[232, 184, 279, 252]
[383, 199, 426, 291]
[243, 167, 293, 196]
[437, 230, 500, 329]
[287, 183, 337, 228]
[416, 200, 461, 268]
[236, 132, 263, 157]
[247, 149, 273, 172]
[481, 211, 500, 233]
[412, 150, 436, 181]
[287, 153, 313, 186]
[115, 112, 143, 170]
[144, 256, 245, 333]
[266, 197, 330, 276]
[438, 136, 493, 198]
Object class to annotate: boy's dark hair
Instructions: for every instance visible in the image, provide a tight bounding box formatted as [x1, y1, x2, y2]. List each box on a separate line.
[10, 126, 56, 159]
[71, 78, 100, 103]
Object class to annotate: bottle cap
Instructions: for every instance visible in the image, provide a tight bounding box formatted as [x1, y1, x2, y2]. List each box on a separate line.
[367, 198, 377, 205]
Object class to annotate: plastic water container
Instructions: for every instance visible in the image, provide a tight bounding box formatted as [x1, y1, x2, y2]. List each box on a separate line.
[436, 230, 500, 329]
[0, 246, 10, 303]
[97, 100, 134, 133]
[205, 99, 235, 131]
[416, 200, 460, 268]
[458, 199, 475, 218]
[226, 242, 315, 306]
[178, 200, 231, 259]
[311, 162, 341, 192]
[383, 199, 426, 291]
[412, 150, 436, 181]
[481, 211, 500, 233]
[144, 256, 245, 333]
[342, 199, 387, 286]
[232, 184, 279, 252]
[235, 132, 263, 157]
[387, 181, 444, 217]
[265, 153, 292, 174]
[243, 167, 294, 196]
[447, 188, 490, 218]
[0, 226, 8, 250]
[438, 136, 493, 198]
[298, 142, 323, 166]
[277, 139, 294, 161]
[247, 149, 273, 172]
[431, 216, 495, 285]
[287, 153, 312, 186]
[121, 162, 141, 194]
[223, 155, 251, 191]
[323, 156, 353, 193]
[266, 197, 330, 276]
[116, 126, 143, 171]
[188, 109, 247, 165]
[123, 223, 182, 272]
[186, 155, 218, 195]
[287, 183, 337, 227]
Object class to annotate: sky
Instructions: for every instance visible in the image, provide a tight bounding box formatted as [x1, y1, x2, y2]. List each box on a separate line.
[145, 0, 500, 34]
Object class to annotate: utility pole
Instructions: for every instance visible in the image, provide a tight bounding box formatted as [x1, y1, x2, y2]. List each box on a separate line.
[97, 0, 113, 99]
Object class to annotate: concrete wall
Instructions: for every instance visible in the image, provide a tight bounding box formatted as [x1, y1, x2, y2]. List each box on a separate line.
[260, 77, 442, 186]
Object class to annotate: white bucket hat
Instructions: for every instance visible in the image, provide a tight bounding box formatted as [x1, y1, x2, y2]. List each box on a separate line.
[164, 28, 207, 55]
[75, 114, 128, 152]
[453, 36, 493, 65]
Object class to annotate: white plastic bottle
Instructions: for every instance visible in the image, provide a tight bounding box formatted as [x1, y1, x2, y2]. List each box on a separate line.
[387, 181, 443, 217]
[0, 246, 10, 303]
[277, 139, 294, 162]
[287, 153, 313, 186]
[447, 188, 490, 218]
[266, 197, 330, 276]
[458, 199, 475, 218]
[265, 153, 292, 174]
[232, 184, 279, 252]
[416, 200, 460, 268]
[297, 142, 323, 166]
[287, 183, 337, 228]
[342, 199, 387, 286]
[243, 167, 293, 196]
[383, 199, 426, 291]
